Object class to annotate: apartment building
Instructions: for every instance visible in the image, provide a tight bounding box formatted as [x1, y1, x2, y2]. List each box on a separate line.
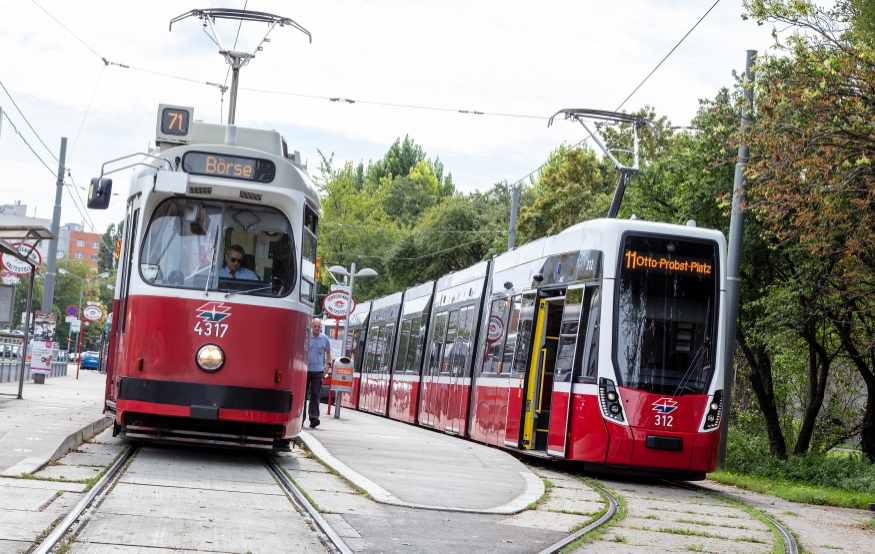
[58, 223, 102, 268]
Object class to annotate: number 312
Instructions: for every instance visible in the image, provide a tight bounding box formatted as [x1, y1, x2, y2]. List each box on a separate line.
[655, 414, 673, 427]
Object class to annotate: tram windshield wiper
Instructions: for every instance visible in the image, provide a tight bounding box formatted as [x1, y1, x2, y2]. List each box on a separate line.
[222, 284, 276, 298]
[204, 228, 220, 294]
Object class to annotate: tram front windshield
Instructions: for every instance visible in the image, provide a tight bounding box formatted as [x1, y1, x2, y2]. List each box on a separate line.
[140, 198, 295, 297]
[614, 234, 718, 395]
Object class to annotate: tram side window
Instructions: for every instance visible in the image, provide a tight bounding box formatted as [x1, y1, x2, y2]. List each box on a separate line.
[454, 306, 475, 377]
[580, 286, 601, 381]
[428, 312, 447, 375]
[501, 296, 522, 376]
[364, 329, 379, 374]
[380, 323, 396, 373]
[120, 205, 139, 335]
[483, 298, 509, 375]
[441, 311, 459, 373]
[139, 199, 296, 297]
[512, 293, 537, 375]
[554, 288, 583, 383]
[394, 320, 412, 374]
[300, 206, 318, 305]
[406, 316, 422, 374]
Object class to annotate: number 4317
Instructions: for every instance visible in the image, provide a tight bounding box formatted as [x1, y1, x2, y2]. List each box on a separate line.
[194, 321, 228, 337]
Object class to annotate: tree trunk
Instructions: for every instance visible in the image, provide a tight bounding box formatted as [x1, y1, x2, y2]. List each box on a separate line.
[738, 330, 787, 459]
[835, 316, 875, 462]
[794, 324, 831, 455]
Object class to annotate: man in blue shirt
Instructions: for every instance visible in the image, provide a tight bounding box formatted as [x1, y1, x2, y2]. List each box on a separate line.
[307, 318, 332, 428]
[219, 244, 259, 280]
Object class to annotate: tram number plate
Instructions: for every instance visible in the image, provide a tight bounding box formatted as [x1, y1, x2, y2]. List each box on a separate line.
[194, 321, 228, 338]
[654, 415, 673, 427]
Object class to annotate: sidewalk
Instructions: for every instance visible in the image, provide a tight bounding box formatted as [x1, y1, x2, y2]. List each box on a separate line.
[299, 408, 543, 514]
[0, 367, 110, 476]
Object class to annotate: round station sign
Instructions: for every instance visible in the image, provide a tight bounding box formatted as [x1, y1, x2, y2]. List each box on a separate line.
[82, 304, 104, 322]
[1, 243, 42, 276]
[322, 291, 356, 319]
[487, 315, 505, 343]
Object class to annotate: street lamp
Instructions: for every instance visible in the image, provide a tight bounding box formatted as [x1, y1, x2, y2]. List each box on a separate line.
[326, 263, 377, 419]
[58, 269, 109, 377]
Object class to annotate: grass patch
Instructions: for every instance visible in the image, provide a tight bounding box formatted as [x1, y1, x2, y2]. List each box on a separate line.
[527, 479, 553, 510]
[297, 447, 374, 501]
[558, 481, 628, 554]
[611, 533, 627, 542]
[710, 470, 873, 510]
[863, 518, 875, 529]
[644, 514, 659, 520]
[686, 544, 704, 552]
[655, 526, 726, 539]
[276, 466, 322, 512]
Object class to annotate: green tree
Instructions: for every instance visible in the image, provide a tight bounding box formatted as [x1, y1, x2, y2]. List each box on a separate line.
[99, 220, 123, 274]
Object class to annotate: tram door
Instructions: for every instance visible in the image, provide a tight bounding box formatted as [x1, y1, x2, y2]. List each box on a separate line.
[420, 312, 448, 427]
[519, 297, 565, 450]
[504, 292, 536, 447]
[376, 323, 396, 415]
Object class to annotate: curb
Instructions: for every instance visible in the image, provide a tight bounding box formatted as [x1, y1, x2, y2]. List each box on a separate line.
[298, 430, 544, 514]
[0, 414, 112, 477]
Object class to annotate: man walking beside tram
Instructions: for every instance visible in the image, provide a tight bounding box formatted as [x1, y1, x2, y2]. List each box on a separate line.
[307, 318, 332, 428]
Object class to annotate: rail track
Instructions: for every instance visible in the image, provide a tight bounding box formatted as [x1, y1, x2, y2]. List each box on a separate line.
[32, 444, 352, 554]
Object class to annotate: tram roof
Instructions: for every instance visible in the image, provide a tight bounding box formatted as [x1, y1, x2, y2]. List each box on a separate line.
[371, 291, 404, 311]
[435, 260, 490, 292]
[404, 281, 435, 301]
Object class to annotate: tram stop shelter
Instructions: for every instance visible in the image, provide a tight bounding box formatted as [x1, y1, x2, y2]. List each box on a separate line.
[0, 225, 55, 399]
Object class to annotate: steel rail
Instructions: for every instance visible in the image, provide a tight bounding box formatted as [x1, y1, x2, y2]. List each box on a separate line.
[664, 480, 798, 554]
[265, 456, 353, 554]
[537, 482, 620, 554]
[33, 444, 139, 554]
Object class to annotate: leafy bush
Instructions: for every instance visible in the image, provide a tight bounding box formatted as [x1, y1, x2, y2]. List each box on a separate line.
[725, 428, 875, 494]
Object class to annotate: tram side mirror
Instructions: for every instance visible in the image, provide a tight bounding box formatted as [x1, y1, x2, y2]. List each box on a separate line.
[87, 178, 113, 209]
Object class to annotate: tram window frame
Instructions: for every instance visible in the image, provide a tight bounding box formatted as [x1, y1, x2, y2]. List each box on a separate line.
[428, 311, 448, 376]
[380, 323, 396, 374]
[454, 305, 475, 377]
[364, 328, 379, 374]
[500, 295, 522, 377]
[482, 297, 510, 375]
[554, 286, 584, 383]
[300, 206, 319, 306]
[511, 293, 537, 376]
[120, 199, 140, 335]
[441, 310, 460, 374]
[406, 316, 422, 374]
[138, 198, 297, 298]
[394, 320, 412, 374]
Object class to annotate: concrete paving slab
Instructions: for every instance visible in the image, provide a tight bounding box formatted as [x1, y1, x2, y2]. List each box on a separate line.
[90, 427, 128, 446]
[700, 479, 875, 554]
[541, 497, 603, 515]
[78, 443, 125, 456]
[306, 490, 387, 516]
[495, 510, 589, 532]
[35, 464, 102, 481]
[0, 371, 110, 476]
[0, 476, 85, 491]
[77, 513, 326, 554]
[0, 485, 59, 510]
[550, 485, 603, 503]
[322, 514, 362, 539]
[120, 474, 284, 496]
[97, 483, 296, 521]
[0, 539, 31, 554]
[60, 451, 117, 466]
[288, 471, 355, 494]
[70, 545, 209, 554]
[300, 410, 543, 513]
[583, 526, 771, 553]
[272, 454, 328, 473]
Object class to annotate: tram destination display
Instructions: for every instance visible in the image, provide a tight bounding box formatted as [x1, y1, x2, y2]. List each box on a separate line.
[623, 250, 713, 275]
[182, 152, 276, 183]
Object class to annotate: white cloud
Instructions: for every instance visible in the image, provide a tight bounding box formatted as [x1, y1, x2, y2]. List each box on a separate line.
[0, 0, 776, 232]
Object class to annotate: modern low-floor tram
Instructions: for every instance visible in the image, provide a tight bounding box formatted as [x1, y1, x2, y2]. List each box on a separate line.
[336, 218, 726, 479]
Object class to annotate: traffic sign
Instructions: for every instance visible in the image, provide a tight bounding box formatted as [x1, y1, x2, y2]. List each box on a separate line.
[66, 305, 78, 317]
[322, 291, 356, 319]
[70, 320, 80, 333]
[0, 243, 42, 276]
[82, 305, 104, 322]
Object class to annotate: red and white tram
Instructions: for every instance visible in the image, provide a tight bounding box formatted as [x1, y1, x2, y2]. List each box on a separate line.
[91, 104, 320, 449]
[337, 218, 725, 479]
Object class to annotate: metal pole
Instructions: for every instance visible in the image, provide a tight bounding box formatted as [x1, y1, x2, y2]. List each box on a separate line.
[17, 269, 35, 399]
[228, 63, 240, 125]
[718, 49, 757, 467]
[335, 262, 355, 419]
[75, 284, 82, 379]
[507, 186, 520, 250]
[607, 171, 631, 219]
[42, 137, 67, 313]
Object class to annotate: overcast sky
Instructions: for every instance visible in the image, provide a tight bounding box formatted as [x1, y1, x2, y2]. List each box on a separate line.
[0, 0, 777, 235]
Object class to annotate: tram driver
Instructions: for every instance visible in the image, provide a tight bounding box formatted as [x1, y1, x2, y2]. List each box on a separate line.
[219, 244, 259, 280]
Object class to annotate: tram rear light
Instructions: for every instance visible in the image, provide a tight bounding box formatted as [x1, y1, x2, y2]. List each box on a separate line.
[196, 344, 225, 372]
[275, 370, 282, 383]
[136, 358, 143, 372]
[315, 257, 321, 279]
[115, 238, 122, 260]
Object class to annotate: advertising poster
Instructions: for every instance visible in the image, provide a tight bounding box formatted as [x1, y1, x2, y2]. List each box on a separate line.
[30, 311, 57, 375]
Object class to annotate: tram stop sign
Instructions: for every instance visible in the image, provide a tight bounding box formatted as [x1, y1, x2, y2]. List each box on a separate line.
[331, 357, 354, 393]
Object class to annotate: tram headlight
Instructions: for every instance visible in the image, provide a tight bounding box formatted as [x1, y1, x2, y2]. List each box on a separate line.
[703, 390, 723, 430]
[196, 344, 225, 372]
[606, 391, 618, 402]
[609, 404, 621, 414]
[598, 378, 625, 423]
